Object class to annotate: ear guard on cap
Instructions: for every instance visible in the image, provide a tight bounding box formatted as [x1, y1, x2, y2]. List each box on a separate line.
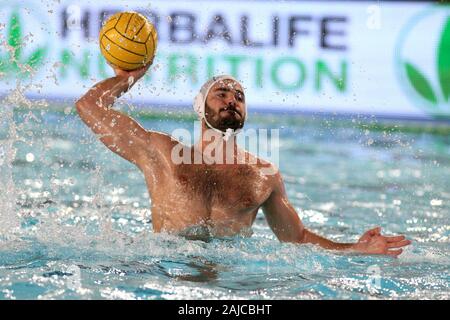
[193, 92, 205, 119]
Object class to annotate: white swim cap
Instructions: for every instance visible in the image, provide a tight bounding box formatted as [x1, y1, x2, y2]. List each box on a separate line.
[193, 75, 247, 140]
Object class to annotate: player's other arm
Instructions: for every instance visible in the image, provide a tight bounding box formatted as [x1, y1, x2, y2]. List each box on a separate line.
[75, 64, 153, 168]
[262, 172, 411, 257]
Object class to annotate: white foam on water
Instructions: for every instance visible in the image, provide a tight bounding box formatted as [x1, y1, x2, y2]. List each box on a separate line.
[0, 97, 20, 237]
[400, 245, 450, 266]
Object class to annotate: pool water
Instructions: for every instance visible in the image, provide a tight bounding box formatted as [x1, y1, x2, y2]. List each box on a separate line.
[0, 103, 449, 300]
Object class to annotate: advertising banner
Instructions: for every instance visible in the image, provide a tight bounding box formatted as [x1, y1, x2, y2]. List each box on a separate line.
[0, 0, 449, 119]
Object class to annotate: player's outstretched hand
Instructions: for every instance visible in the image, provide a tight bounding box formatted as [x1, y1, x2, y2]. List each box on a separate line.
[353, 227, 412, 257]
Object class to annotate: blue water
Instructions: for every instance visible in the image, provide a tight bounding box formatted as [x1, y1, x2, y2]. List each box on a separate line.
[0, 105, 449, 300]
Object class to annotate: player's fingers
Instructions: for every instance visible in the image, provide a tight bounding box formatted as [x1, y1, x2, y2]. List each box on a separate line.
[368, 226, 382, 236]
[134, 63, 151, 76]
[386, 249, 403, 257]
[388, 239, 411, 248]
[139, 63, 151, 71]
[386, 235, 405, 243]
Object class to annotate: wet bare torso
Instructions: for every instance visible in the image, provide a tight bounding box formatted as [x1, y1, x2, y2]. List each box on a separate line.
[139, 134, 275, 239]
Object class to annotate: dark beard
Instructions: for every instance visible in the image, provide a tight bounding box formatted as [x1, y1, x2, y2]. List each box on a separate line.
[204, 103, 244, 132]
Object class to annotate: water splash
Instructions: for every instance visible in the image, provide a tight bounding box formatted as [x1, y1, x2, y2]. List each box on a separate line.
[0, 95, 20, 238]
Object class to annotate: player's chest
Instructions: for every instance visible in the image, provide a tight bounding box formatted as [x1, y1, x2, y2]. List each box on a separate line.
[175, 164, 269, 211]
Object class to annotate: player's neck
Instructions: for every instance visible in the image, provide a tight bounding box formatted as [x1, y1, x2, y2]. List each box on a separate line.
[195, 124, 239, 164]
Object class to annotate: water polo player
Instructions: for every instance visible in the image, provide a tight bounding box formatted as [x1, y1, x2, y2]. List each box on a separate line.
[75, 63, 411, 257]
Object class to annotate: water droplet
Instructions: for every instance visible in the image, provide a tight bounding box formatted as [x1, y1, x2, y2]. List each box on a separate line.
[26, 153, 35, 162]
[430, 199, 442, 206]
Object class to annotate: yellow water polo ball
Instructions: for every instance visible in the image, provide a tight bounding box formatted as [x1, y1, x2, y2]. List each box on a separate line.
[99, 11, 158, 71]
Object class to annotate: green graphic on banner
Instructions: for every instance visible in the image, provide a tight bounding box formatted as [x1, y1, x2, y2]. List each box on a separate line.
[396, 5, 450, 118]
[0, 10, 48, 77]
[0, 6, 348, 95]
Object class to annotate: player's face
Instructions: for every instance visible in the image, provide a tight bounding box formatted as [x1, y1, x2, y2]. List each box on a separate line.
[204, 80, 246, 132]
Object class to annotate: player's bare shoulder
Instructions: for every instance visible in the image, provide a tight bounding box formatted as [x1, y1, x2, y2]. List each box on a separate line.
[145, 130, 178, 149]
[138, 130, 179, 170]
[242, 150, 280, 186]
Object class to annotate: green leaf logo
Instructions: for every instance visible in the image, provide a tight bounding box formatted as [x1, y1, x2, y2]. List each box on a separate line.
[396, 7, 450, 119]
[438, 17, 450, 102]
[8, 11, 22, 62]
[0, 10, 48, 77]
[404, 62, 438, 105]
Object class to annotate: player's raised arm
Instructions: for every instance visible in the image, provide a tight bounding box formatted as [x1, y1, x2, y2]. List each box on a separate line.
[262, 172, 411, 257]
[75, 64, 153, 169]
